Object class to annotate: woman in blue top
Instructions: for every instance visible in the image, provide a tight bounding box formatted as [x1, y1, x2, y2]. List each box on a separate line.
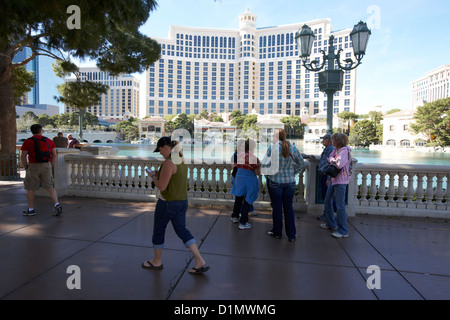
[262, 129, 305, 242]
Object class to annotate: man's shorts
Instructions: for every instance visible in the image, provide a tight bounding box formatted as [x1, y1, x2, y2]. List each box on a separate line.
[24, 162, 54, 190]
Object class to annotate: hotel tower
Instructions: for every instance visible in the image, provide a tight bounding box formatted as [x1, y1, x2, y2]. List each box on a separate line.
[146, 9, 356, 118]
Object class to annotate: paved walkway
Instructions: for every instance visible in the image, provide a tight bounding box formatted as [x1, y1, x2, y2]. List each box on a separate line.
[1, 179, 449, 300]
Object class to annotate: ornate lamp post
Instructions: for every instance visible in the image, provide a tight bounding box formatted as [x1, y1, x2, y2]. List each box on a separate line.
[295, 21, 371, 135]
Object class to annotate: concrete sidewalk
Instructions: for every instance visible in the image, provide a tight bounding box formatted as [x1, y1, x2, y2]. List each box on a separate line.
[1, 179, 449, 300]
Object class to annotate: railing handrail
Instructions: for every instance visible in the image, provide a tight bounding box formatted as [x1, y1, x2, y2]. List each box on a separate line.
[355, 163, 450, 173]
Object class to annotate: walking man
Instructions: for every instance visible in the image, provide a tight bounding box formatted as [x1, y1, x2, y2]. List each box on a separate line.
[20, 124, 63, 216]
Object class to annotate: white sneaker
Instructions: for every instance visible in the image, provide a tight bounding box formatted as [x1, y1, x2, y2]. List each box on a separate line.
[332, 232, 349, 238]
[238, 222, 252, 230]
[249, 211, 258, 216]
[230, 217, 239, 223]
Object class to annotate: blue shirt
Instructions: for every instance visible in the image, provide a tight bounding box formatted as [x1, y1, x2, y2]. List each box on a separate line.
[261, 142, 305, 183]
[318, 144, 335, 174]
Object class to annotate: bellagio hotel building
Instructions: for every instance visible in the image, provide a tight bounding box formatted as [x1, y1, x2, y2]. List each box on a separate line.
[146, 9, 357, 118]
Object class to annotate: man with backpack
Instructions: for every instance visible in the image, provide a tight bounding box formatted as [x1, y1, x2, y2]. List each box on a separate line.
[20, 124, 63, 216]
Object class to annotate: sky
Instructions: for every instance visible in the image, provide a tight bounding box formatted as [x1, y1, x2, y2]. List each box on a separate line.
[83, 0, 450, 115]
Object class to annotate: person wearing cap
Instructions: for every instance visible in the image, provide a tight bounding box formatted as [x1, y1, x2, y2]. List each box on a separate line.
[309, 133, 335, 221]
[142, 136, 209, 274]
[320, 133, 352, 238]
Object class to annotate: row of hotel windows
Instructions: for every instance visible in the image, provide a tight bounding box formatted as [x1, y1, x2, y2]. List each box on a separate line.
[80, 72, 139, 88]
[148, 61, 353, 99]
[166, 31, 351, 59]
[173, 30, 349, 50]
[147, 101, 351, 115]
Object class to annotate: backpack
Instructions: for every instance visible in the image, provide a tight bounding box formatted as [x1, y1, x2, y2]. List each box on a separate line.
[29, 136, 52, 163]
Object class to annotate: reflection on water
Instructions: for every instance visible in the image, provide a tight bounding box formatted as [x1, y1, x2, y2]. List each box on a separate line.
[98, 143, 450, 166]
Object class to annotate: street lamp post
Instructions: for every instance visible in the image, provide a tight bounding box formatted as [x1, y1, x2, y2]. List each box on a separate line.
[295, 21, 371, 135]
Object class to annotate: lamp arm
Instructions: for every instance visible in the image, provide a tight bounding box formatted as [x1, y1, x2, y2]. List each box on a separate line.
[336, 49, 363, 71]
[302, 50, 327, 72]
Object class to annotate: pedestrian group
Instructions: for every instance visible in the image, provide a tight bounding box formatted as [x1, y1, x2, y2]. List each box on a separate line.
[20, 124, 353, 275]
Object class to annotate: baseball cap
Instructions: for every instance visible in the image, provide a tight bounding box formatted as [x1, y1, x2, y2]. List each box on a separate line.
[153, 136, 172, 152]
[320, 134, 332, 140]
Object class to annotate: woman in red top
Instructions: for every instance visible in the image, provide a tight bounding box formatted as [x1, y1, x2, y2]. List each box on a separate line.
[230, 138, 261, 230]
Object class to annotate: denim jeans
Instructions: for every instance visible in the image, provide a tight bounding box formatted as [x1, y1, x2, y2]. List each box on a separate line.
[152, 199, 195, 249]
[323, 183, 348, 235]
[267, 179, 297, 240]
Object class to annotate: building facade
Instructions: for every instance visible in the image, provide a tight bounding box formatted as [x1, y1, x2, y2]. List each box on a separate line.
[412, 65, 450, 109]
[64, 67, 140, 120]
[13, 46, 65, 112]
[146, 9, 357, 118]
[13, 47, 39, 105]
[381, 110, 427, 147]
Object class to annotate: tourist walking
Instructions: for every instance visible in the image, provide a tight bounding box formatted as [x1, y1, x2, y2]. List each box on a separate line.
[262, 129, 305, 242]
[142, 137, 209, 274]
[20, 124, 63, 216]
[230, 138, 261, 230]
[320, 133, 352, 238]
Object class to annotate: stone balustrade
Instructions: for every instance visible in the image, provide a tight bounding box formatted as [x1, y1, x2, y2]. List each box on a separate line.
[42, 148, 448, 219]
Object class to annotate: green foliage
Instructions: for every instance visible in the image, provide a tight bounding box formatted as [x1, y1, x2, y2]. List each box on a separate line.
[349, 119, 377, 147]
[13, 66, 36, 105]
[55, 80, 109, 111]
[114, 119, 138, 141]
[170, 113, 194, 134]
[280, 115, 304, 137]
[410, 98, 450, 147]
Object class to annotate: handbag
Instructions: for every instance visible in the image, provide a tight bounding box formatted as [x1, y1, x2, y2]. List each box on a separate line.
[324, 164, 342, 178]
[324, 147, 349, 178]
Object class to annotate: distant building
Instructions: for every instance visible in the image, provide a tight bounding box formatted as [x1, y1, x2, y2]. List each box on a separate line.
[16, 104, 60, 117]
[412, 65, 450, 109]
[138, 116, 167, 139]
[381, 110, 427, 147]
[13, 46, 64, 111]
[303, 112, 344, 144]
[146, 9, 357, 119]
[64, 67, 141, 121]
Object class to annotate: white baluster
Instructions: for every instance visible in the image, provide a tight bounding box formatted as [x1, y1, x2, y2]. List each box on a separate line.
[378, 172, 388, 206]
[369, 172, 378, 205]
[68, 161, 75, 188]
[211, 165, 218, 196]
[405, 173, 416, 206]
[77, 160, 83, 186]
[424, 173, 435, 206]
[414, 173, 425, 208]
[397, 173, 406, 207]
[359, 171, 368, 205]
[386, 173, 397, 206]
[434, 174, 446, 207]
[83, 161, 90, 186]
[217, 165, 225, 197]
[120, 162, 126, 190]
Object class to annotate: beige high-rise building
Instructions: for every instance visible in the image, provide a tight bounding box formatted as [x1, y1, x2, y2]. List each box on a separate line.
[64, 67, 140, 120]
[411, 65, 450, 109]
[146, 9, 357, 118]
